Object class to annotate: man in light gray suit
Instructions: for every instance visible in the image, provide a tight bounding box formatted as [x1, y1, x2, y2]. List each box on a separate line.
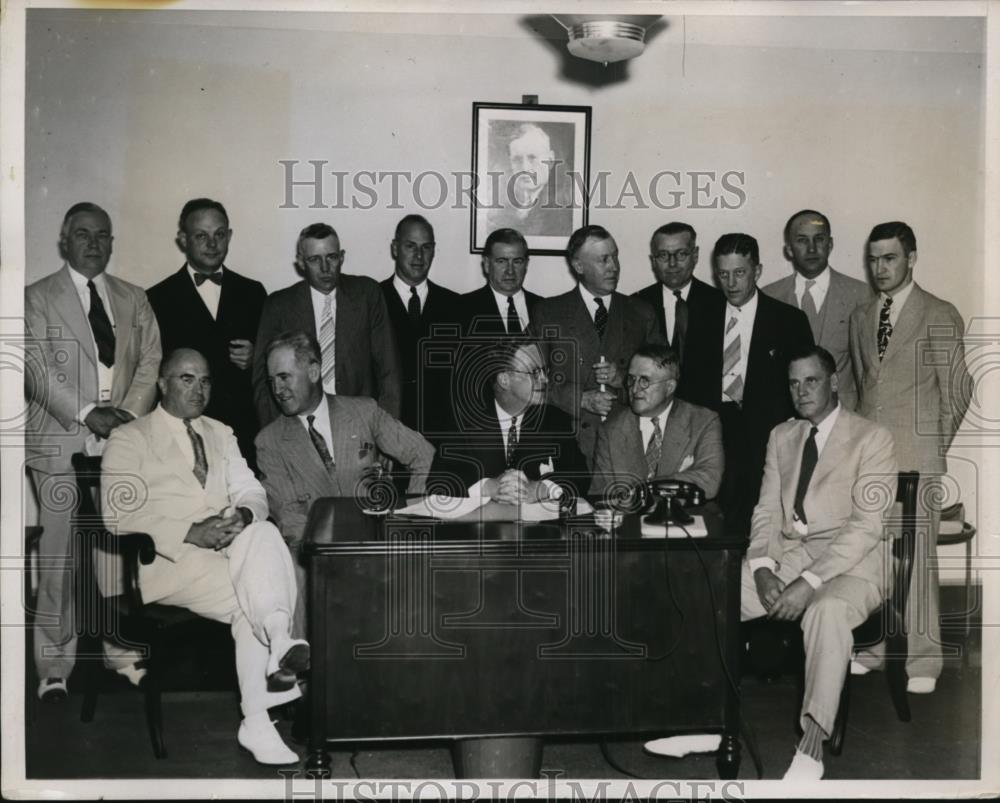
[644, 345, 897, 779]
[255, 330, 434, 635]
[24, 202, 161, 702]
[763, 210, 872, 410]
[849, 221, 971, 694]
[590, 343, 723, 500]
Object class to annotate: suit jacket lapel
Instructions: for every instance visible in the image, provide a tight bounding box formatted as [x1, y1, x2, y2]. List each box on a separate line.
[657, 402, 689, 475]
[619, 411, 646, 479]
[571, 291, 600, 366]
[808, 410, 850, 492]
[769, 276, 796, 307]
[781, 420, 811, 518]
[745, 293, 771, 384]
[285, 406, 337, 497]
[298, 281, 319, 340]
[55, 266, 97, 368]
[152, 410, 206, 491]
[883, 284, 923, 364]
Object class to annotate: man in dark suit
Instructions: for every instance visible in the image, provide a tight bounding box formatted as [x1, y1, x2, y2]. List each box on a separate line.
[24, 202, 162, 701]
[252, 223, 400, 427]
[591, 344, 723, 500]
[850, 221, 971, 694]
[147, 198, 266, 468]
[255, 330, 434, 636]
[762, 210, 873, 410]
[462, 228, 543, 337]
[633, 222, 724, 371]
[529, 225, 663, 466]
[380, 214, 461, 441]
[430, 338, 588, 502]
[681, 233, 814, 537]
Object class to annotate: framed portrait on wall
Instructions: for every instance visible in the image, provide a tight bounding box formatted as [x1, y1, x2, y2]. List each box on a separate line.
[470, 102, 591, 256]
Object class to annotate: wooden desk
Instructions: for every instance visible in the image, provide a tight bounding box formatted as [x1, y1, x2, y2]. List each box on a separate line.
[302, 499, 745, 778]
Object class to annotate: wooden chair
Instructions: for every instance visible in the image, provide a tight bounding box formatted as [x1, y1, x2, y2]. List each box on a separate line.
[72, 453, 232, 759]
[828, 470, 919, 755]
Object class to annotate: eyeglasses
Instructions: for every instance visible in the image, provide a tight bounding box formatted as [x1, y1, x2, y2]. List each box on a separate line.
[652, 250, 693, 265]
[166, 374, 212, 389]
[508, 367, 547, 380]
[625, 375, 673, 391]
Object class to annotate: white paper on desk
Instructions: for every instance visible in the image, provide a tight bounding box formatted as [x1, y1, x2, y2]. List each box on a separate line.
[393, 494, 488, 520]
[640, 514, 708, 538]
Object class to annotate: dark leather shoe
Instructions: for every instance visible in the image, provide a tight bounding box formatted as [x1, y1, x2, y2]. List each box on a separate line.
[266, 639, 310, 692]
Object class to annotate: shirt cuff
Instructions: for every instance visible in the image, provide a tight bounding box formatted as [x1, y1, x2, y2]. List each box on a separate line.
[468, 479, 490, 498]
[77, 402, 96, 425]
[749, 557, 777, 574]
[799, 571, 823, 590]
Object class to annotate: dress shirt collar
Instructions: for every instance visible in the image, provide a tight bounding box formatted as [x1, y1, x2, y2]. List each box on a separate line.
[155, 403, 203, 434]
[67, 264, 109, 295]
[297, 394, 333, 443]
[880, 278, 914, 318]
[493, 398, 519, 428]
[578, 282, 612, 321]
[661, 281, 691, 304]
[640, 400, 673, 432]
[808, 401, 840, 455]
[394, 274, 428, 307]
[794, 266, 830, 298]
[726, 286, 759, 319]
[310, 284, 337, 310]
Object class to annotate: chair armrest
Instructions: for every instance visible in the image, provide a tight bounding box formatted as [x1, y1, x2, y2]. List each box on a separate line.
[115, 532, 156, 610]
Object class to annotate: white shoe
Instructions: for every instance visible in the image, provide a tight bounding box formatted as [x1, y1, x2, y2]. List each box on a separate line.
[37, 677, 67, 702]
[237, 716, 298, 765]
[906, 676, 937, 694]
[115, 663, 147, 687]
[643, 733, 721, 757]
[783, 749, 824, 780]
[849, 659, 871, 676]
[266, 638, 310, 692]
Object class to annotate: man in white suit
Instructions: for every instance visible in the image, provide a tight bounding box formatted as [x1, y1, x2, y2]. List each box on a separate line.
[850, 221, 971, 694]
[644, 345, 897, 779]
[25, 202, 161, 701]
[762, 209, 872, 410]
[590, 343, 723, 500]
[101, 349, 308, 765]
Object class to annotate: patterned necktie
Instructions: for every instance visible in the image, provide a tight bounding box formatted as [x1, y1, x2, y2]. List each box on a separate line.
[672, 289, 688, 353]
[793, 425, 819, 524]
[593, 297, 608, 339]
[183, 418, 208, 487]
[722, 313, 743, 403]
[319, 293, 336, 390]
[877, 296, 893, 361]
[801, 279, 820, 332]
[87, 280, 116, 368]
[408, 285, 421, 327]
[193, 271, 223, 286]
[307, 414, 335, 472]
[505, 416, 519, 468]
[644, 416, 663, 480]
[506, 296, 522, 335]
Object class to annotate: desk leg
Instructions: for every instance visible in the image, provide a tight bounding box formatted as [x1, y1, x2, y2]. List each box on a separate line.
[451, 737, 543, 779]
[305, 552, 331, 779]
[716, 733, 740, 779]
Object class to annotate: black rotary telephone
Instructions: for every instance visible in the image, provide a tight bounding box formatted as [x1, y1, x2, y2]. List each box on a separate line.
[641, 479, 706, 526]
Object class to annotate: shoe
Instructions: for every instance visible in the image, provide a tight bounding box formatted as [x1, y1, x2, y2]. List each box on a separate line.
[237, 716, 299, 765]
[266, 638, 310, 692]
[37, 677, 67, 703]
[783, 749, 824, 780]
[115, 663, 147, 687]
[849, 659, 872, 676]
[643, 733, 721, 757]
[907, 676, 937, 694]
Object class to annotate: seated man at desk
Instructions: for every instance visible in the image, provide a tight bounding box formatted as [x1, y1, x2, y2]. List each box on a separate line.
[101, 348, 308, 765]
[643, 345, 897, 780]
[590, 343, 723, 500]
[255, 331, 435, 630]
[431, 338, 588, 503]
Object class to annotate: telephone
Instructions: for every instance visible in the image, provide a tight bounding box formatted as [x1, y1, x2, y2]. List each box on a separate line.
[642, 479, 706, 526]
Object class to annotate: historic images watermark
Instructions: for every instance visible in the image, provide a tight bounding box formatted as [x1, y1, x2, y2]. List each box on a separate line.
[278, 161, 748, 212]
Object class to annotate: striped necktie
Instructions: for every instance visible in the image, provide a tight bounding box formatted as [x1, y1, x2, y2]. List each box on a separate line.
[644, 416, 663, 480]
[183, 418, 208, 487]
[722, 314, 743, 403]
[307, 414, 335, 472]
[801, 279, 820, 332]
[319, 293, 336, 391]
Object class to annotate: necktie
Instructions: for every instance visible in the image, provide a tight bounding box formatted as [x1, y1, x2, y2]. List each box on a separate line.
[505, 416, 519, 468]
[593, 297, 608, 339]
[801, 279, 820, 333]
[722, 314, 743, 404]
[408, 286, 421, 327]
[793, 425, 819, 524]
[87, 280, 115, 368]
[307, 414, 335, 472]
[319, 293, 336, 390]
[183, 418, 208, 487]
[672, 289, 688, 354]
[644, 416, 663, 480]
[506, 296, 522, 335]
[193, 271, 223, 286]
[877, 296, 893, 361]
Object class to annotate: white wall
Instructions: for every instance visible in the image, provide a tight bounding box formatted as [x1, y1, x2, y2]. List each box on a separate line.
[23, 9, 987, 579]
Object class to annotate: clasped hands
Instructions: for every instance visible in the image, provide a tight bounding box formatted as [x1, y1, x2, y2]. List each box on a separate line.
[185, 507, 252, 551]
[753, 567, 815, 621]
[483, 469, 549, 505]
[84, 407, 134, 438]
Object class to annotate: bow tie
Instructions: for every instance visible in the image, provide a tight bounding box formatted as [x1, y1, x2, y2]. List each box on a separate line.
[193, 271, 223, 287]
